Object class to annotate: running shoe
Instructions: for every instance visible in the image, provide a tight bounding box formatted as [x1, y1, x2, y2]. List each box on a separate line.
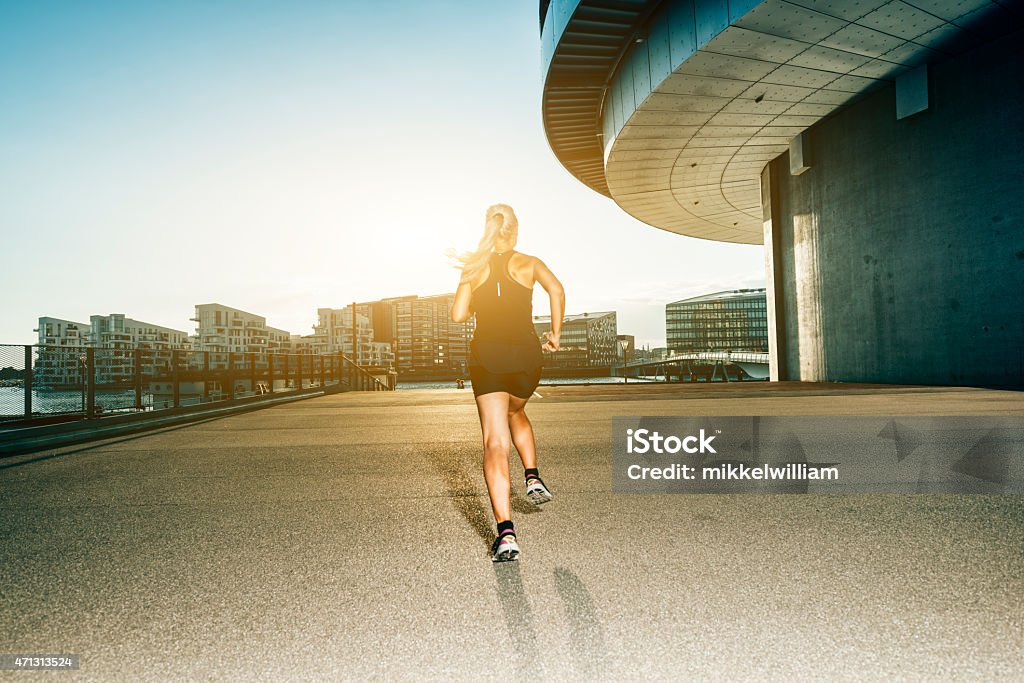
[491, 531, 520, 562]
[525, 475, 553, 505]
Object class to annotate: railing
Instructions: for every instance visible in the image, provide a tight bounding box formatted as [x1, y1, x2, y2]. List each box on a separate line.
[0, 344, 393, 424]
[625, 351, 770, 367]
[612, 350, 771, 382]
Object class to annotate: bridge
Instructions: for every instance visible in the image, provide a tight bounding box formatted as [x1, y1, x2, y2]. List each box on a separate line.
[615, 351, 771, 381]
[3, 382, 1022, 679]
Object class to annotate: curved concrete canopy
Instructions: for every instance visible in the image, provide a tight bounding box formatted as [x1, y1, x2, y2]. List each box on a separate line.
[541, 0, 1013, 244]
[541, 0, 662, 196]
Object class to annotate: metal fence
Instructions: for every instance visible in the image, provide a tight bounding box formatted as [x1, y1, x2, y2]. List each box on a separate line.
[0, 344, 393, 424]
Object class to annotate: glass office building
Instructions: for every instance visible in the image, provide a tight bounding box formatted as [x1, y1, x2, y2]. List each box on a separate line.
[534, 311, 617, 369]
[666, 290, 768, 354]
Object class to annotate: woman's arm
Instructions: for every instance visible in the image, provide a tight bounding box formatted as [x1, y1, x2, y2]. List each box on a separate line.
[534, 258, 565, 351]
[451, 276, 473, 323]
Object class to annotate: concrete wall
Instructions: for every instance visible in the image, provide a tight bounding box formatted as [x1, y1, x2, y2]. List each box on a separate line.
[765, 30, 1024, 386]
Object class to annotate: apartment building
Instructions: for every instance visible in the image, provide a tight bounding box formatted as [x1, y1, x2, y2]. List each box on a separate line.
[33, 316, 91, 386]
[381, 294, 473, 378]
[190, 303, 280, 369]
[88, 314, 190, 384]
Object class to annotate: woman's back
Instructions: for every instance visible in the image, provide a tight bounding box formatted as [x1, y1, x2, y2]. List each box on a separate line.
[471, 250, 537, 346]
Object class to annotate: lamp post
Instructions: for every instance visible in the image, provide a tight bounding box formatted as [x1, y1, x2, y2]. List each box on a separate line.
[618, 338, 629, 385]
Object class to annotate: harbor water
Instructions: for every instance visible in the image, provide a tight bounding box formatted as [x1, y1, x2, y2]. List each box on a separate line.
[0, 387, 152, 417]
[397, 376, 664, 391]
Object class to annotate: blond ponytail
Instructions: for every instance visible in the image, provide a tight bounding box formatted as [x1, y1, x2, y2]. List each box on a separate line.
[447, 204, 518, 284]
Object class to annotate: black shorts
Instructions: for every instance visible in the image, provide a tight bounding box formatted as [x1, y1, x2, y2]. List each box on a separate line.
[468, 338, 544, 399]
[468, 364, 542, 399]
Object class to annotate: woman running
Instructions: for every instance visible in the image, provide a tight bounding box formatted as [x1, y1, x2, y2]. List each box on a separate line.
[450, 203, 565, 562]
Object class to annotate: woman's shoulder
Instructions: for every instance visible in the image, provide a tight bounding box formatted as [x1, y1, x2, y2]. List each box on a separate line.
[510, 251, 541, 269]
[508, 251, 540, 286]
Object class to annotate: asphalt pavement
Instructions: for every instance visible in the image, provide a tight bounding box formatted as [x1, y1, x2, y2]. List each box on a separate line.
[2, 382, 1022, 680]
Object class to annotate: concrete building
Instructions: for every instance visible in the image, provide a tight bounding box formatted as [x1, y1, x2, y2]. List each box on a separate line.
[87, 314, 190, 384]
[311, 305, 394, 368]
[313, 296, 469, 377]
[534, 311, 618, 368]
[540, 0, 1024, 385]
[33, 317, 91, 386]
[87, 314, 189, 350]
[287, 334, 316, 355]
[382, 294, 473, 379]
[667, 289, 768, 354]
[191, 303, 291, 369]
[32, 314, 190, 386]
[35, 317, 90, 348]
[264, 326, 293, 354]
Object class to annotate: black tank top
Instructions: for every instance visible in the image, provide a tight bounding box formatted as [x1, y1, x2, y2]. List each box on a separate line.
[469, 251, 543, 372]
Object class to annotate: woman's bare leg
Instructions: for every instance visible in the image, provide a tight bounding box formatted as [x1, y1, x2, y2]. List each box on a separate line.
[509, 394, 552, 504]
[507, 394, 537, 470]
[474, 391, 512, 523]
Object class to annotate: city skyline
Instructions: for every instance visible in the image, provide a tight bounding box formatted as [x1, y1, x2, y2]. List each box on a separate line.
[29, 296, 634, 382]
[28, 283, 763, 354]
[29, 294, 665, 349]
[0, 2, 765, 348]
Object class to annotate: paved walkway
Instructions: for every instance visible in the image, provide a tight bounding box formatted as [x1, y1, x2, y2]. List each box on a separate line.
[2, 383, 1022, 680]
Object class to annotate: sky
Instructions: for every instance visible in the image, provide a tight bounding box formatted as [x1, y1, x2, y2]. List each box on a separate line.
[0, 0, 765, 349]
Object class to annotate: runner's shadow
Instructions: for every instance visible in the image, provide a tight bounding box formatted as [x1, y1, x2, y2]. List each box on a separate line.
[493, 562, 542, 679]
[554, 566, 610, 678]
[425, 445, 494, 547]
[426, 445, 543, 550]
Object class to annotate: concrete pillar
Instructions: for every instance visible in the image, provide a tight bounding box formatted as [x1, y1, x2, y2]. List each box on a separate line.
[760, 163, 786, 382]
[765, 30, 1024, 386]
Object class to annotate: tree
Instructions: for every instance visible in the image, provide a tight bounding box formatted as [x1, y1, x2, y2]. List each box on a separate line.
[0, 366, 26, 380]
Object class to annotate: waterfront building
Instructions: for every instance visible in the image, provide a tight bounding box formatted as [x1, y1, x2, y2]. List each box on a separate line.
[540, 1, 1024, 385]
[33, 317, 91, 386]
[313, 297, 463, 376]
[534, 311, 617, 369]
[311, 306, 392, 367]
[350, 300, 399, 369]
[88, 314, 189, 350]
[363, 340, 394, 367]
[382, 294, 473, 379]
[35, 317, 90, 348]
[33, 314, 190, 386]
[266, 326, 293, 354]
[88, 314, 190, 384]
[191, 303, 281, 369]
[666, 289, 768, 354]
[287, 334, 317, 355]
